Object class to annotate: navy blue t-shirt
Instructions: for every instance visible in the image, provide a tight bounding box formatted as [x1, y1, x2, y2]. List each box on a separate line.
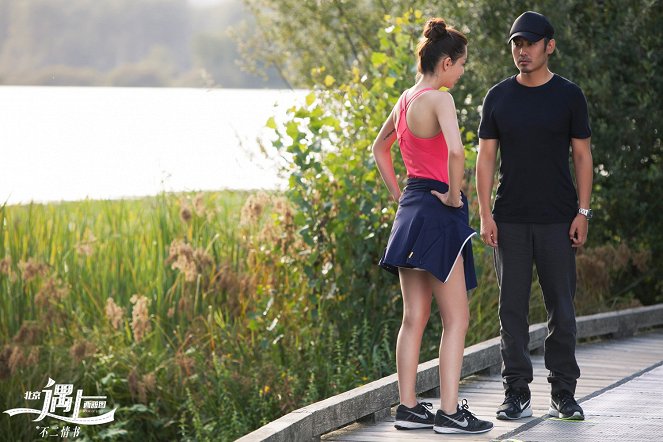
[478, 74, 591, 223]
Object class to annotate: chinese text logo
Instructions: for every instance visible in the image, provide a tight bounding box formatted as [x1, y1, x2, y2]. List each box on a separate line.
[3, 378, 116, 425]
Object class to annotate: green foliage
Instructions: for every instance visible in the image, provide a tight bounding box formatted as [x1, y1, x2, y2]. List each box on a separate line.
[554, 0, 663, 302]
[269, 13, 417, 330]
[244, 0, 662, 305]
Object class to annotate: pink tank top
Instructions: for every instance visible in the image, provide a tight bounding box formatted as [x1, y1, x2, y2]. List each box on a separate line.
[396, 88, 449, 184]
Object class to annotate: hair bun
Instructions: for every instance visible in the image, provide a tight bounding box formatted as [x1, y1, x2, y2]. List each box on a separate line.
[423, 18, 448, 40]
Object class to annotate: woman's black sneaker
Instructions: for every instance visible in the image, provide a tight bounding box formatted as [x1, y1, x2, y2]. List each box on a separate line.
[496, 388, 532, 420]
[394, 401, 435, 429]
[433, 399, 493, 434]
[550, 391, 584, 420]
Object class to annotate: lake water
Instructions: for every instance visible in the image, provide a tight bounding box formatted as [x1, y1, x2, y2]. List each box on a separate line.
[0, 86, 306, 205]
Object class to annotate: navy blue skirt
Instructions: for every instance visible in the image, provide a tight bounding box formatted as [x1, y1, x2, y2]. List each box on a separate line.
[379, 177, 478, 290]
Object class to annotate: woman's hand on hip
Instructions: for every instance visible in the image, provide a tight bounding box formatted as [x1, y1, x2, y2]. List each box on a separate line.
[431, 190, 463, 209]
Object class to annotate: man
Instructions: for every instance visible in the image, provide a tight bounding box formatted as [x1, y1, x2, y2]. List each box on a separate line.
[476, 11, 593, 421]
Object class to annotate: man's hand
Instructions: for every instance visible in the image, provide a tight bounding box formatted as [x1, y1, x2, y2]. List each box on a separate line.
[480, 215, 498, 248]
[569, 214, 589, 247]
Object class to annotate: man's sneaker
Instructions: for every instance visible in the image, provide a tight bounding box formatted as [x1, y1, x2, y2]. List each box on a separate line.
[433, 399, 494, 434]
[550, 391, 584, 420]
[394, 401, 435, 429]
[496, 388, 532, 420]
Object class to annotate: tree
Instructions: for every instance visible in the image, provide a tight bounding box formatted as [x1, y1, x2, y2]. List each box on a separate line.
[237, 0, 410, 87]
[0, 0, 285, 88]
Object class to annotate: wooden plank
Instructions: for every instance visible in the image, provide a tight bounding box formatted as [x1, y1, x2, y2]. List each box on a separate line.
[323, 329, 663, 441]
[509, 364, 663, 441]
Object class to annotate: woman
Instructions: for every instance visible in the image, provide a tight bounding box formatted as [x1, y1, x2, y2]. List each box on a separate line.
[372, 18, 493, 435]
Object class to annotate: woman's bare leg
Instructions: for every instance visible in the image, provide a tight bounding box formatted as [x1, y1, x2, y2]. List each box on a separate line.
[430, 257, 469, 414]
[396, 268, 433, 407]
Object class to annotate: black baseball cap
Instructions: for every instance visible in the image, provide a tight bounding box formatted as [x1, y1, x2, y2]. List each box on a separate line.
[507, 11, 554, 43]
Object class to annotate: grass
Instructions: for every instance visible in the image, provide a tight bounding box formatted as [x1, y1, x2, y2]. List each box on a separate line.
[1, 191, 254, 440]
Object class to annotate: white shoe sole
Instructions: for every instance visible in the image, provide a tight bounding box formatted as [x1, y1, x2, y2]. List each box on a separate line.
[394, 420, 433, 429]
[496, 405, 533, 420]
[433, 425, 493, 434]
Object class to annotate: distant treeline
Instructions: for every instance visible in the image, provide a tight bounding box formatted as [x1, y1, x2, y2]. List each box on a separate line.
[0, 0, 286, 88]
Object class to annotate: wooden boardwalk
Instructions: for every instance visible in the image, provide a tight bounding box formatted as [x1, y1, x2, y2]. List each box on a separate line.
[322, 329, 663, 441]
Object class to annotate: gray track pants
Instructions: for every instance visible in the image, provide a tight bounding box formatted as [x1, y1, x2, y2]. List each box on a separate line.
[494, 222, 580, 394]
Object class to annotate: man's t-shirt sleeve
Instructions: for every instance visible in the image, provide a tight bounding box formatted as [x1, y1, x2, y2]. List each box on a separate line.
[478, 90, 499, 139]
[570, 87, 592, 139]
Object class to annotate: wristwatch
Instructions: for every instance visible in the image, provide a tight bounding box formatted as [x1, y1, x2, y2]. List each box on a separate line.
[578, 208, 593, 219]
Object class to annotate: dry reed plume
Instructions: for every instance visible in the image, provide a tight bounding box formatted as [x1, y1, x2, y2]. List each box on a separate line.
[69, 340, 97, 363]
[75, 232, 97, 257]
[35, 277, 69, 324]
[166, 239, 214, 283]
[12, 321, 42, 346]
[105, 297, 126, 330]
[18, 258, 49, 282]
[130, 294, 152, 343]
[127, 368, 157, 404]
[0, 256, 15, 280]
